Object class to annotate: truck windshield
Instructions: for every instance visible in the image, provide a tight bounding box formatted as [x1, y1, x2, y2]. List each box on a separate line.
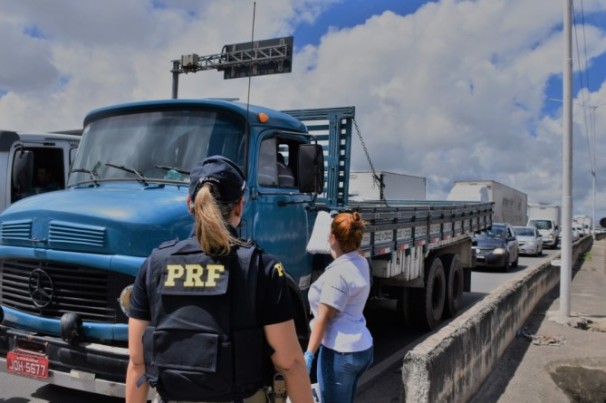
[68, 109, 246, 186]
[475, 225, 506, 239]
[529, 220, 552, 230]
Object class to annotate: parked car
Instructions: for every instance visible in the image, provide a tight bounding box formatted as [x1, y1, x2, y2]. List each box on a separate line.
[513, 226, 543, 256]
[472, 222, 519, 272]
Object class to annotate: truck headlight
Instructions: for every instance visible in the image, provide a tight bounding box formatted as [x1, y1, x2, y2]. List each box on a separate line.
[118, 285, 134, 316]
[493, 248, 506, 255]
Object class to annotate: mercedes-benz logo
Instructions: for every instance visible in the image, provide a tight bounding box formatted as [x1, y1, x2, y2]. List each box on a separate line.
[28, 269, 55, 308]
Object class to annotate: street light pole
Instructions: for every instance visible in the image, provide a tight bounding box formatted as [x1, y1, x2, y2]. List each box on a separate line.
[561, 0, 573, 319]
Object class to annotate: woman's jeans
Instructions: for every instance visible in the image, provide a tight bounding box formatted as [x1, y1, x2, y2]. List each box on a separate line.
[317, 345, 373, 403]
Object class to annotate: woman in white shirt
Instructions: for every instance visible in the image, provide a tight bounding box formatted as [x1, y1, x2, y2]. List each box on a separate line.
[304, 211, 373, 403]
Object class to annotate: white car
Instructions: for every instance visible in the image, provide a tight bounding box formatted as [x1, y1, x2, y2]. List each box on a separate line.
[557, 226, 581, 247]
[572, 225, 582, 240]
[513, 226, 543, 256]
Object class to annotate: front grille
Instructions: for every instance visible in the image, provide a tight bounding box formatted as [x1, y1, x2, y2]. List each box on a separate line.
[49, 221, 106, 247]
[0, 259, 133, 323]
[1, 219, 32, 241]
[475, 248, 494, 257]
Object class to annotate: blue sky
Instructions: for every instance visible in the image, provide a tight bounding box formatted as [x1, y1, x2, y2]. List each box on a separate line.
[1, 0, 606, 223]
[293, 0, 434, 46]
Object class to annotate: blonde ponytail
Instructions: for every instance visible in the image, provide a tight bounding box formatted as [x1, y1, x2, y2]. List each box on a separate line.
[193, 183, 241, 255]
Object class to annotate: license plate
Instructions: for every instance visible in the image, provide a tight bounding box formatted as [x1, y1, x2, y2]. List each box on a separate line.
[7, 351, 49, 379]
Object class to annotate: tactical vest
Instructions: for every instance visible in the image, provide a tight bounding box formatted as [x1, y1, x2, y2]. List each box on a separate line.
[140, 239, 267, 402]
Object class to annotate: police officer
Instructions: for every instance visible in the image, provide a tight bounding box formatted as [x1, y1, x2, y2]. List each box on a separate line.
[126, 156, 313, 403]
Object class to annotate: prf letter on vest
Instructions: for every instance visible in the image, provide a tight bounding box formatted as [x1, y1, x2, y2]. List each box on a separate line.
[164, 264, 225, 287]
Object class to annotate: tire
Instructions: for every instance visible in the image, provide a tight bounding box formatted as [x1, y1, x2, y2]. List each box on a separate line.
[441, 254, 464, 319]
[512, 252, 519, 267]
[409, 256, 446, 330]
[502, 253, 511, 272]
[396, 287, 412, 327]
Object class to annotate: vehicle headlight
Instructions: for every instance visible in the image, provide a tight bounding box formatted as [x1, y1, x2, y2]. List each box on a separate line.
[118, 285, 134, 316]
[493, 248, 506, 255]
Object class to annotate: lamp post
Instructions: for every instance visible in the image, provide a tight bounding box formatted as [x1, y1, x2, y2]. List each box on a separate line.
[561, 0, 573, 319]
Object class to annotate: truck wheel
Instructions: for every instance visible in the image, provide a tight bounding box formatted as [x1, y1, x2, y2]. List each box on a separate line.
[441, 254, 463, 318]
[396, 287, 412, 327]
[410, 256, 446, 330]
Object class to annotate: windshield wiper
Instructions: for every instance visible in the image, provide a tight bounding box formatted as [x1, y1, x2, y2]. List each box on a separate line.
[71, 168, 100, 186]
[105, 163, 148, 185]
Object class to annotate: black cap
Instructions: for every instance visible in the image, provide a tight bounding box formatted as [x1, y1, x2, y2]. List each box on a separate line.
[189, 156, 246, 204]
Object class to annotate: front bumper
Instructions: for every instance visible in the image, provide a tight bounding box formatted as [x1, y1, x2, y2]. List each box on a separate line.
[474, 253, 507, 268]
[542, 240, 557, 247]
[0, 325, 128, 397]
[519, 243, 539, 255]
[541, 236, 557, 247]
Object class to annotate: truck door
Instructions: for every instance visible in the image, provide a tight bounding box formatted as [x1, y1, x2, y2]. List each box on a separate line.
[3, 133, 80, 209]
[251, 134, 311, 287]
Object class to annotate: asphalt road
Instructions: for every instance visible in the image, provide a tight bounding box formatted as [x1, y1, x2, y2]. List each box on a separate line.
[0, 250, 558, 402]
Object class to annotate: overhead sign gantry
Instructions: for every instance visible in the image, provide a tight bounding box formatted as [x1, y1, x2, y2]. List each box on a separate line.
[171, 36, 293, 98]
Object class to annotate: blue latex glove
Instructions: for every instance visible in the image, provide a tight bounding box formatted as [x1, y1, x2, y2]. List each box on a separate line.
[304, 351, 314, 374]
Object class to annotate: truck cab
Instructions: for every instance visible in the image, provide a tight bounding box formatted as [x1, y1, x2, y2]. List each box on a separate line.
[527, 218, 559, 249]
[0, 130, 80, 212]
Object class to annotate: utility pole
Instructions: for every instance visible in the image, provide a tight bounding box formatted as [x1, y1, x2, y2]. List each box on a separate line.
[560, 0, 573, 319]
[588, 103, 606, 239]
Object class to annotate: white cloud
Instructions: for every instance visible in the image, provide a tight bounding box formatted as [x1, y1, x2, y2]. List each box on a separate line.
[1, 0, 605, 221]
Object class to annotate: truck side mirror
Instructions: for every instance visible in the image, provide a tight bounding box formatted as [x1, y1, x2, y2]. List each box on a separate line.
[298, 144, 324, 194]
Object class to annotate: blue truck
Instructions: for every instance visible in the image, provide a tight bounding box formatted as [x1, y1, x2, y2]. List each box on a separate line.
[0, 99, 492, 397]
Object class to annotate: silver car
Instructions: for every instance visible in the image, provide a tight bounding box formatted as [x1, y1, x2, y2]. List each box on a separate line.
[513, 226, 543, 256]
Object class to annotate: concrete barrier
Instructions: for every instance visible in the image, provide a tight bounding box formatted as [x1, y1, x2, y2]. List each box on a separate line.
[401, 236, 593, 402]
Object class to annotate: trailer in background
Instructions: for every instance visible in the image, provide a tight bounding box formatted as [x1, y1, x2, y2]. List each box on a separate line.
[349, 171, 426, 201]
[447, 180, 527, 226]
